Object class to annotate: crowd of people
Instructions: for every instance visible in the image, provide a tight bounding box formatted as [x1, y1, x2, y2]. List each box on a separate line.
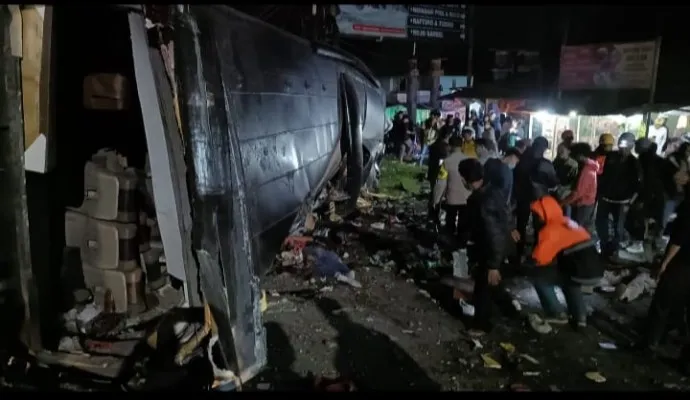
[389, 109, 690, 374]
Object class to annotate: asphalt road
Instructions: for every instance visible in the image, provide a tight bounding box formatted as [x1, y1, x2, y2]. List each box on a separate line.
[253, 195, 690, 391]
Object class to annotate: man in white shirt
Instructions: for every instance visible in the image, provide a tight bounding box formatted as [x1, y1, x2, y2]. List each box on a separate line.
[648, 116, 668, 156]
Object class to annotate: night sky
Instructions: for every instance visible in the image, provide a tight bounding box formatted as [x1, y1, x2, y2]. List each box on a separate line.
[237, 5, 690, 109]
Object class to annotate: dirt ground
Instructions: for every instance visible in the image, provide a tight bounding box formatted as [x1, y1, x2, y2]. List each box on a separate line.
[250, 167, 690, 392]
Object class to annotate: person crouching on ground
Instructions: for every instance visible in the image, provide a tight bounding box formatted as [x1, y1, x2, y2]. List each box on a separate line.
[458, 158, 519, 336]
[433, 136, 471, 245]
[529, 195, 604, 330]
[561, 142, 598, 235]
[426, 130, 451, 226]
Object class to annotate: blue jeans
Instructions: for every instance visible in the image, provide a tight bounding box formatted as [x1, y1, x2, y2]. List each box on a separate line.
[418, 144, 429, 166]
[531, 267, 587, 322]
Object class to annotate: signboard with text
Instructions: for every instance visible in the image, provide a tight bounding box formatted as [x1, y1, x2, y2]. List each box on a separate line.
[335, 4, 467, 41]
[558, 41, 656, 90]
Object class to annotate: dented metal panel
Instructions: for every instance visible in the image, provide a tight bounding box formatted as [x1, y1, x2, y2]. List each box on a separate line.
[173, 5, 384, 382]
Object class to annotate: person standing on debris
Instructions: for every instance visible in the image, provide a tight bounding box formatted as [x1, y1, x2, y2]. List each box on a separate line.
[458, 158, 518, 336]
[528, 195, 603, 330]
[561, 143, 598, 235]
[513, 136, 559, 263]
[638, 171, 690, 357]
[595, 132, 641, 260]
[427, 129, 451, 223]
[634, 138, 667, 247]
[419, 110, 441, 166]
[434, 136, 472, 244]
[460, 127, 477, 158]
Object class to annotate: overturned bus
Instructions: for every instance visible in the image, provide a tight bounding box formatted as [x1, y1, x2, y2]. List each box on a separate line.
[0, 4, 384, 390]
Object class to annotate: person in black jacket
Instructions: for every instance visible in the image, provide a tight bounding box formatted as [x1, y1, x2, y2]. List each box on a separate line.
[633, 139, 667, 246]
[595, 132, 641, 259]
[458, 158, 518, 336]
[638, 186, 690, 364]
[513, 136, 559, 261]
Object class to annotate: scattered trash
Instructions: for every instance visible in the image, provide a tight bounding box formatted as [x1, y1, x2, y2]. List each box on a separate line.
[522, 371, 540, 377]
[511, 299, 523, 312]
[618, 271, 656, 302]
[481, 354, 502, 369]
[256, 382, 271, 391]
[418, 289, 431, 298]
[598, 342, 617, 350]
[452, 250, 469, 278]
[585, 371, 607, 383]
[470, 338, 483, 350]
[499, 342, 516, 354]
[458, 299, 475, 317]
[370, 222, 386, 230]
[280, 250, 304, 267]
[304, 213, 318, 232]
[527, 313, 553, 334]
[510, 383, 531, 392]
[599, 285, 616, 293]
[519, 354, 540, 365]
[328, 202, 343, 223]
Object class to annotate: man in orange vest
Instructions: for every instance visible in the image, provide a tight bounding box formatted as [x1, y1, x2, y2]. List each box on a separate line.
[529, 195, 603, 329]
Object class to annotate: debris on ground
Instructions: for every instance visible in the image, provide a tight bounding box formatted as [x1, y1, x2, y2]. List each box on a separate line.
[585, 371, 607, 383]
[256, 159, 690, 391]
[481, 354, 502, 369]
[617, 271, 656, 302]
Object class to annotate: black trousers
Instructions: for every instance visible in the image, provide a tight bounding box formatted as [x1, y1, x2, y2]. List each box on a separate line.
[472, 267, 517, 332]
[595, 200, 626, 257]
[572, 204, 596, 235]
[444, 204, 469, 248]
[643, 260, 690, 348]
[515, 200, 532, 259]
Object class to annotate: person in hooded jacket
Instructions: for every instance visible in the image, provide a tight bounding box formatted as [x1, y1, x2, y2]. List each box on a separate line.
[596, 132, 641, 259]
[529, 195, 604, 329]
[513, 136, 559, 261]
[458, 158, 519, 336]
[561, 142, 598, 235]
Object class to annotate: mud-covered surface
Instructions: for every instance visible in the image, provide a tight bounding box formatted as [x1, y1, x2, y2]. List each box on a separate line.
[251, 190, 690, 392]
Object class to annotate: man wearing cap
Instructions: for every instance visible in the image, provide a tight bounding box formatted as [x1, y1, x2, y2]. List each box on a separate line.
[596, 132, 642, 260]
[458, 158, 518, 336]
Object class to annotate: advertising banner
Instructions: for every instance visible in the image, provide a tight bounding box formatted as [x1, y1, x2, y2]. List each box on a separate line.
[558, 41, 657, 90]
[335, 4, 467, 41]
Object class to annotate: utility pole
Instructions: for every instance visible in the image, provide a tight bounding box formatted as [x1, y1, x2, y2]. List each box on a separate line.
[430, 58, 443, 112]
[406, 55, 419, 128]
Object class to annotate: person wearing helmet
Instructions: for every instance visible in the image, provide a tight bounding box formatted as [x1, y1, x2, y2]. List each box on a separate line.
[596, 132, 642, 260]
